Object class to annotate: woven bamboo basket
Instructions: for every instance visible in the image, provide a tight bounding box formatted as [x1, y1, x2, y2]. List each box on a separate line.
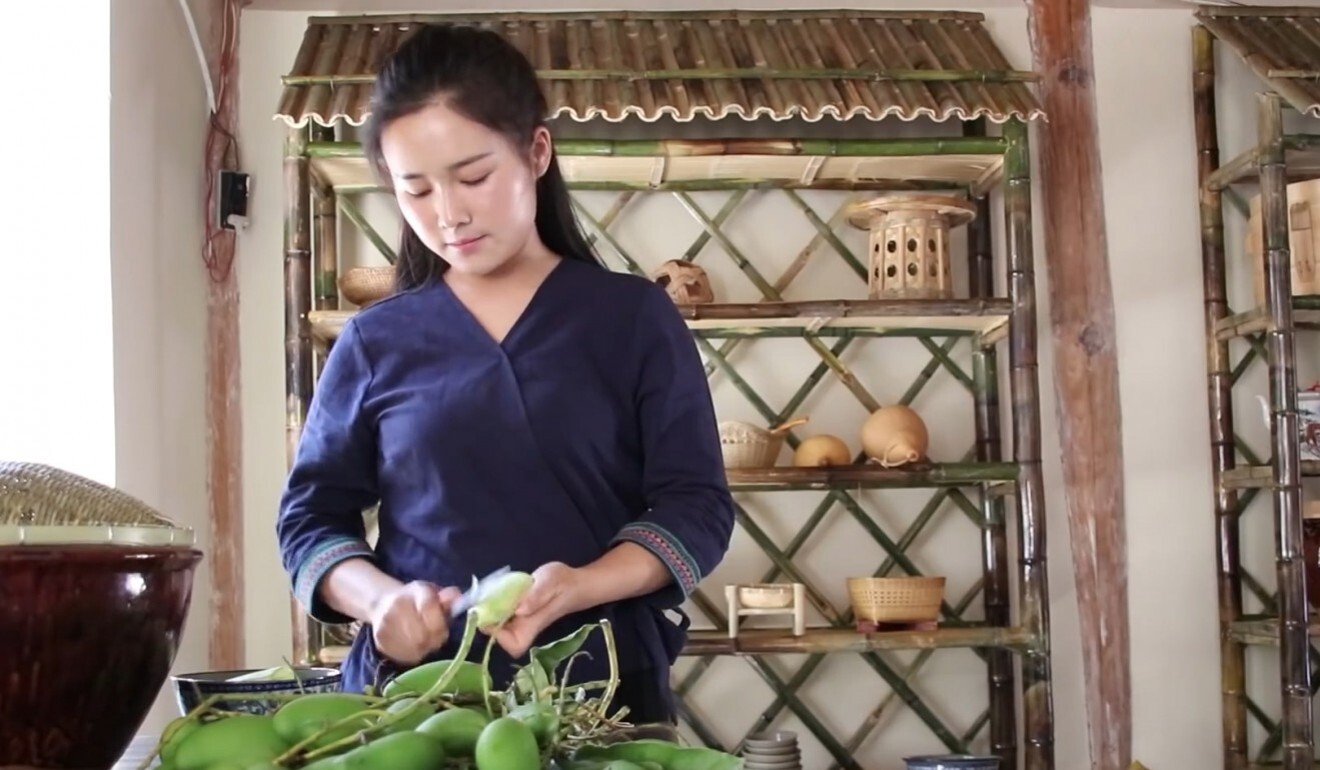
[718, 418, 808, 469]
[338, 266, 395, 307]
[0, 462, 193, 545]
[848, 576, 945, 624]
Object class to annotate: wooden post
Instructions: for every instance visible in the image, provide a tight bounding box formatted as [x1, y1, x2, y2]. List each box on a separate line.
[1257, 91, 1313, 770]
[1191, 25, 1248, 770]
[201, 0, 244, 671]
[285, 125, 314, 664]
[1024, 0, 1131, 767]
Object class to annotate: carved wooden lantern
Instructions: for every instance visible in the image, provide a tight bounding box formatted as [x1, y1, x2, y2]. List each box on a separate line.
[650, 259, 714, 304]
[848, 194, 976, 300]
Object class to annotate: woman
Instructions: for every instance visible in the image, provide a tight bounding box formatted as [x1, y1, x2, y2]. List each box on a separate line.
[276, 24, 734, 725]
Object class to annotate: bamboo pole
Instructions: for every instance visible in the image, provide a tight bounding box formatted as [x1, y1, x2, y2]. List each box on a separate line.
[1027, 0, 1130, 765]
[282, 66, 1040, 86]
[683, 626, 1032, 655]
[304, 137, 1008, 159]
[1004, 118, 1055, 770]
[307, 9, 997, 25]
[1193, 26, 1248, 770]
[1257, 91, 1313, 770]
[284, 126, 314, 665]
[337, 195, 397, 265]
[968, 118, 1017, 770]
[311, 126, 338, 313]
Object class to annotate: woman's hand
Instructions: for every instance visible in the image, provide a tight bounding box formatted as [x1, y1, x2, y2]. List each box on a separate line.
[491, 562, 590, 658]
[368, 581, 463, 665]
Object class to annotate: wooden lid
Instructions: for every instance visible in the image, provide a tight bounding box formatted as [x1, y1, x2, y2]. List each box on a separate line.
[847, 193, 977, 230]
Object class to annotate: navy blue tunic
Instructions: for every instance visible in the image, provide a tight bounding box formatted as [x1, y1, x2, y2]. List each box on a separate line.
[276, 258, 734, 721]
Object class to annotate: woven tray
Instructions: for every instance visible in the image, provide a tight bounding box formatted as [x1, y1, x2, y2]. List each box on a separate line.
[0, 462, 194, 546]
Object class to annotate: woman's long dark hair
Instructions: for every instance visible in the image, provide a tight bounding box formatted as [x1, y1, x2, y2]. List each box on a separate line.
[364, 24, 601, 291]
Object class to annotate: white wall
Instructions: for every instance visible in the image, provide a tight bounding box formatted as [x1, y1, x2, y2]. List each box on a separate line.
[0, 8, 114, 482]
[233, 5, 1318, 768]
[111, 0, 212, 734]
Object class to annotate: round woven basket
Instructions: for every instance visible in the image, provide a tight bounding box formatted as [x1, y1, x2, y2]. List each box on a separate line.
[338, 266, 395, 307]
[848, 576, 945, 624]
[719, 421, 784, 469]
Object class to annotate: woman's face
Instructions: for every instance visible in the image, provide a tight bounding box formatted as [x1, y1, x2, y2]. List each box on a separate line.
[380, 98, 552, 278]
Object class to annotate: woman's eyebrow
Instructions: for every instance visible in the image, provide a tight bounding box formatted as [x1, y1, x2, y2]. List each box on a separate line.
[395, 151, 495, 181]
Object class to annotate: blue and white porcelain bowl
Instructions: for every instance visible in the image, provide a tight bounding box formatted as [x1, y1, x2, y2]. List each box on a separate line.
[904, 756, 1001, 770]
[171, 667, 342, 716]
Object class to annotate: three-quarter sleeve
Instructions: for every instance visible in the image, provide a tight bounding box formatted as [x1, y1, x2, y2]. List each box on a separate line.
[611, 284, 735, 609]
[276, 321, 380, 624]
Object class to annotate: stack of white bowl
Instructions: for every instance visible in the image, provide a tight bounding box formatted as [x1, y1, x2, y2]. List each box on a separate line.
[740, 730, 802, 770]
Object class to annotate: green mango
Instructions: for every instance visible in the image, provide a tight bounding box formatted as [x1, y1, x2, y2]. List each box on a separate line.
[415, 707, 491, 757]
[272, 693, 374, 747]
[340, 731, 445, 770]
[508, 702, 559, 747]
[474, 716, 540, 770]
[383, 659, 492, 699]
[383, 697, 436, 733]
[172, 715, 289, 770]
[159, 717, 199, 764]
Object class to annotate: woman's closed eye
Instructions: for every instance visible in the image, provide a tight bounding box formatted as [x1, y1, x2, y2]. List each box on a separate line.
[460, 173, 491, 187]
[403, 188, 431, 199]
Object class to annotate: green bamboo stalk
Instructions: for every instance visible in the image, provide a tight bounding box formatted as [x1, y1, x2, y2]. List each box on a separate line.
[1205, 145, 1260, 192]
[311, 125, 338, 313]
[284, 125, 317, 666]
[917, 336, 975, 390]
[303, 137, 1007, 159]
[283, 67, 1040, 86]
[682, 190, 748, 262]
[1004, 118, 1055, 770]
[1194, 26, 1248, 769]
[568, 179, 966, 192]
[336, 195, 397, 265]
[1257, 91, 1313, 770]
[309, 9, 993, 24]
[780, 189, 868, 279]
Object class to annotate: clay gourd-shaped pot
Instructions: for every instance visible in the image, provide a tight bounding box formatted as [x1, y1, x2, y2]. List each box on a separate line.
[860, 406, 929, 467]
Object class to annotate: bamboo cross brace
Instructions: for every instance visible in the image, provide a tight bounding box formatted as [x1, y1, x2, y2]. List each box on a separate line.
[684, 590, 867, 769]
[730, 499, 970, 750]
[335, 194, 397, 265]
[828, 582, 988, 770]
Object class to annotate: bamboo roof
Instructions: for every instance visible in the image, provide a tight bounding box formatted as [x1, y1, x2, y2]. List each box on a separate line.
[275, 11, 1043, 128]
[1197, 6, 1320, 119]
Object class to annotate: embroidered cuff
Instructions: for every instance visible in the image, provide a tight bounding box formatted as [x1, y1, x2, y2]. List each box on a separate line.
[293, 537, 375, 622]
[611, 522, 701, 598]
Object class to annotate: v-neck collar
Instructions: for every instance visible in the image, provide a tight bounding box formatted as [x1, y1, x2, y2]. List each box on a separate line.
[439, 258, 569, 352]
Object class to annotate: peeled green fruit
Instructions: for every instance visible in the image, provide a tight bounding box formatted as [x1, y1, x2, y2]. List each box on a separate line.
[272, 693, 373, 746]
[173, 715, 289, 770]
[508, 702, 559, 747]
[471, 571, 534, 626]
[228, 665, 297, 682]
[475, 716, 540, 770]
[416, 707, 491, 757]
[384, 659, 493, 699]
[385, 697, 437, 733]
[341, 731, 445, 770]
[602, 762, 647, 770]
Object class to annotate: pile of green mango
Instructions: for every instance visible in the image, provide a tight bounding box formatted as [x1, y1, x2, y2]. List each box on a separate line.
[147, 572, 741, 770]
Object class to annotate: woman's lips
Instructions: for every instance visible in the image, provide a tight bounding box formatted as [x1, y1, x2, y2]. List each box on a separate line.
[446, 235, 486, 254]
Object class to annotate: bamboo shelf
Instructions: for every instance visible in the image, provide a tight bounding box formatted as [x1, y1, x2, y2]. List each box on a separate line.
[1221, 462, 1320, 490]
[1228, 618, 1320, 647]
[727, 463, 1018, 491]
[278, 12, 1055, 767]
[305, 140, 1007, 195]
[310, 300, 1012, 345]
[1201, 135, 1320, 191]
[1213, 296, 1320, 340]
[683, 626, 1033, 655]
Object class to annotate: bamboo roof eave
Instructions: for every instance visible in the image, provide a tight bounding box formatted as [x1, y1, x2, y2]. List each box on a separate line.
[1197, 9, 1320, 120]
[275, 11, 1044, 128]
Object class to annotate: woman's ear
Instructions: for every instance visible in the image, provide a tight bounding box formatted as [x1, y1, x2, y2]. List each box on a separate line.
[529, 126, 553, 178]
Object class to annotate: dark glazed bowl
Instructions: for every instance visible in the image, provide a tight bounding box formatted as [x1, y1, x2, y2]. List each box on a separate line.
[0, 545, 202, 770]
